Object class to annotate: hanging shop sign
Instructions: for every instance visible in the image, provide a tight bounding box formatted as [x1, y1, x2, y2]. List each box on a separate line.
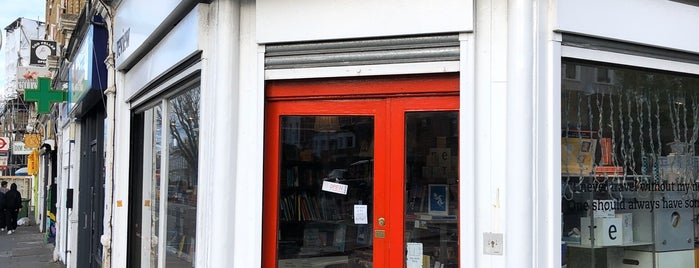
[68, 15, 108, 117]
[24, 134, 42, 149]
[16, 66, 52, 92]
[24, 77, 68, 114]
[27, 149, 39, 175]
[30, 40, 57, 66]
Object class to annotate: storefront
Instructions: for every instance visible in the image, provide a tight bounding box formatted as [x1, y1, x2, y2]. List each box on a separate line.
[58, 12, 110, 268]
[100, 1, 699, 268]
[113, 1, 203, 267]
[263, 74, 460, 267]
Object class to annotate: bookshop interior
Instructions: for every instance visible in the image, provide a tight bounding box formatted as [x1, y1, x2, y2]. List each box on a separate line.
[561, 59, 699, 267]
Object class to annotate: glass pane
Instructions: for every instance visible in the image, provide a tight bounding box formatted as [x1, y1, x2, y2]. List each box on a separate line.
[150, 106, 162, 267]
[560, 61, 699, 268]
[404, 112, 459, 268]
[277, 116, 374, 268]
[165, 88, 200, 267]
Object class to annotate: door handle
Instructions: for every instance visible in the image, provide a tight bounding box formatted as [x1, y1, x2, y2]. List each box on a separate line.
[83, 214, 87, 230]
[378, 217, 386, 226]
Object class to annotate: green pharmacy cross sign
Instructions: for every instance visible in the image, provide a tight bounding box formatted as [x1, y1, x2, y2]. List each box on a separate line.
[24, 77, 67, 114]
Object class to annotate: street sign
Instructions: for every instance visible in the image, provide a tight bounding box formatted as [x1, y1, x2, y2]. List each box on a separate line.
[0, 151, 8, 170]
[0, 137, 9, 152]
[12, 141, 31, 155]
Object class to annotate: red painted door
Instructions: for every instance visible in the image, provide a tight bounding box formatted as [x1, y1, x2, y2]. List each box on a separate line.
[263, 74, 459, 268]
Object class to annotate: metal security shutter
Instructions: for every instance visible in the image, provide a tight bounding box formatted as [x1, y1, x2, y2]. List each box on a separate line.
[265, 34, 460, 70]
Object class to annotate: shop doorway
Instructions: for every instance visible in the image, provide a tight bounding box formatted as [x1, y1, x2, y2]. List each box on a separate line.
[263, 74, 460, 268]
[76, 107, 106, 268]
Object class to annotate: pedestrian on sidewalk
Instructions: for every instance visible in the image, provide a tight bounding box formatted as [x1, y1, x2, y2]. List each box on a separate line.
[0, 181, 8, 232]
[4, 183, 22, 234]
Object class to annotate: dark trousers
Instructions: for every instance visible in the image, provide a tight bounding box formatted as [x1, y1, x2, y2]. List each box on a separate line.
[0, 209, 5, 229]
[6, 208, 18, 231]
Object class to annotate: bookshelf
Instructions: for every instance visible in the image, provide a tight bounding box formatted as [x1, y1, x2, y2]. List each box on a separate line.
[278, 154, 373, 265]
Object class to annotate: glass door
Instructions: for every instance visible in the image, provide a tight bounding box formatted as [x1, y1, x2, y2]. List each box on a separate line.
[264, 99, 389, 268]
[264, 97, 459, 268]
[389, 98, 459, 268]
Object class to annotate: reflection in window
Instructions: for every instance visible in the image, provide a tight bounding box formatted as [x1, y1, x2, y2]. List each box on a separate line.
[563, 63, 580, 80]
[561, 61, 699, 267]
[165, 87, 200, 267]
[150, 106, 162, 267]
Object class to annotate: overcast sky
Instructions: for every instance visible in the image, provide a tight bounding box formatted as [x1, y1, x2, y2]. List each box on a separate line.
[0, 0, 46, 93]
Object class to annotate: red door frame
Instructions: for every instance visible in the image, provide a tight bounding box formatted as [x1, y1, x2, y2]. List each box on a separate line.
[263, 74, 459, 268]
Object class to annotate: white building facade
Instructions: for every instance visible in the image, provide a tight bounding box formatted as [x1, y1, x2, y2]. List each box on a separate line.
[84, 0, 699, 267]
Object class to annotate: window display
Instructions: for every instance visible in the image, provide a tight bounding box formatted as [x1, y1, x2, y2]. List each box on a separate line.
[561, 60, 699, 267]
[404, 112, 459, 268]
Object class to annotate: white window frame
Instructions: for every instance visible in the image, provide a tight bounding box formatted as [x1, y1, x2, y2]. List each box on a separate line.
[562, 46, 699, 76]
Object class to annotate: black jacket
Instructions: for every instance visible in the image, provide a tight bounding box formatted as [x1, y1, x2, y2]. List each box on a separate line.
[5, 184, 21, 210]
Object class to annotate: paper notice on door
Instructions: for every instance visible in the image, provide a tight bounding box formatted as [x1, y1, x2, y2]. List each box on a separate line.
[406, 242, 423, 268]
[354, 204, 368, 224]
[322, 181, 348, 195]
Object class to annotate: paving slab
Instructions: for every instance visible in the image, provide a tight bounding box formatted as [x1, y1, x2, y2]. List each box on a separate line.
[0, 225, 64, 268]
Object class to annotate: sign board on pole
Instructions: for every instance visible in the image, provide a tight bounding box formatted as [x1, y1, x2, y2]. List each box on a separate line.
[30, 40, 57, 66]
[12, 141, 31, 155]
[0, 152, 8, 171]
[0, 137, 9, 152]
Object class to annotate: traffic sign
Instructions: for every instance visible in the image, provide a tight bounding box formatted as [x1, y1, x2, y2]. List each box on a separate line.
[0, 137, 9, 151]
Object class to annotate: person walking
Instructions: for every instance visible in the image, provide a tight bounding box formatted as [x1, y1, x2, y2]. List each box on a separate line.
[0, 181, 8, 232]
[5, 183, 22, 234]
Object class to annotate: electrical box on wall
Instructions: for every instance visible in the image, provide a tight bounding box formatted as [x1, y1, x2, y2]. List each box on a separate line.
[483, 232, 503, 255]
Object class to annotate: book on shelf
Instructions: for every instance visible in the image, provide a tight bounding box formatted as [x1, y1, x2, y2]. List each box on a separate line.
[280, 193, 344, 221]
[594, 166, 623, 175]
[561, 130, 597, 175]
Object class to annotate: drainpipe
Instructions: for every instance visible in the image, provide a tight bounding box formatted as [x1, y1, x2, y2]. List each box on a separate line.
[97, 2, 116, 267]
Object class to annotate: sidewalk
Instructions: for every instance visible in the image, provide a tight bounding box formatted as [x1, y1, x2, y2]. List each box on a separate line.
[0, 224, 64, 267]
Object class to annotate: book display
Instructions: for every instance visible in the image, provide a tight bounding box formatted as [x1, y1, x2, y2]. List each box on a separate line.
[560, 62, 699, 268]
[404, 112, 459, 268]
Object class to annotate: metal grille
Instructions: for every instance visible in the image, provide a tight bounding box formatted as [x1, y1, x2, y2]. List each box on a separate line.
[265, 34, 460, 69]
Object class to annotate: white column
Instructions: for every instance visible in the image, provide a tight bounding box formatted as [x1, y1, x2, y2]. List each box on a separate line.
[533, 1, 562, 267]
[198, 0, 263, 266]
[474, 0, 509, 267]
[506, 0, 534, 267]
[232, 0, 265, 266]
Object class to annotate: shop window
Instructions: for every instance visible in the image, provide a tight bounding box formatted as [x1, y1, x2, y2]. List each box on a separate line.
[134, 85, 200, 268]
[561, 60, 699, 267]
[165, 87, 200, 266]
